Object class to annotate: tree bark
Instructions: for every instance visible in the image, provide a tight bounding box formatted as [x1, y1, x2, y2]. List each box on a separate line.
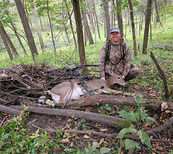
[72, 0, 89, 74]
[31, 3, 45, 51]
[103, 1, 110, 42]
[93, 0, 101, 39]
[0, 105, 20, 116]
[87, 0, 95, 33]
[64, 0, 77, 48]
[14, 0, 38, 61]
[154, 0, 160, 22]
[0, 25, 14, 60]
[128, 0, 137, 58]
[142, 0, 153, 54]
[0, 21, 19, 58]
[63, 95, 173, 111]
[116, 0, 123, 40]
[81, 2, 94, 45]
[46, 0, 57, 57]
[10, 22, 27, 55]
[10, 105, 131, 129]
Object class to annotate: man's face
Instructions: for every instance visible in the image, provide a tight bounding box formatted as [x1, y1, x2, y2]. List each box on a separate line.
[110, 32, 121, 44]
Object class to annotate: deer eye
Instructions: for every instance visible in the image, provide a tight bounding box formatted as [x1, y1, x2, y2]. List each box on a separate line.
[118, 77, 121, 79]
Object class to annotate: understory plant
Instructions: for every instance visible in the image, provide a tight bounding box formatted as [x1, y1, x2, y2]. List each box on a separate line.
[0, 106, 60, 153]
[117, 95, 157, 151]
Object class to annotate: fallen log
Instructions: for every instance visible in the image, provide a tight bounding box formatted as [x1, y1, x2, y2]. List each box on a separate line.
[11, 105, 131, 129]
[63, 95, 173, 111]
[153, 45, 173, 51]
[0, 105, 20, 115]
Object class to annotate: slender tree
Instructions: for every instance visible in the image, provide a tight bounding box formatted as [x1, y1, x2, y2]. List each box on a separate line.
[46, 0, 56, 55]
[31, 3, 45, 51]
[64, 0, 77, 48]
[103, 1, 110, 42]
[0, 21, 18, 58]
[92, 0, 101, 39]
[86, 0, 95, 33]
[116, 0, 123, 40]
[9, 22, 27, 55]
[142, 0, 153, 54]
[14, 0, 38, 62]
[154, 0, 160, 22]
[0, 25, 13, 60]
[72, 0, 89, 74]
[81, 1, 94, 45]
[128, 0, 137, 58]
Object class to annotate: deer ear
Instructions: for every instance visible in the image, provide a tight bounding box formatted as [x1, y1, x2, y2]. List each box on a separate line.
[109, 70, 114, 76]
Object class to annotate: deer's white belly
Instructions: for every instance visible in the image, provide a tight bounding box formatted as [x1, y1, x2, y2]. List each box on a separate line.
[70, 86, 85, 100]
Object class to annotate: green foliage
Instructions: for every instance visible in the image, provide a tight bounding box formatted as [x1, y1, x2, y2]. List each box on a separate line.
[117, 95, 156, 151]
[0, 109, 63, 153]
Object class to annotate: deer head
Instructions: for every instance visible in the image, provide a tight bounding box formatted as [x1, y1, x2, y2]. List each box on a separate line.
[105, 72, 128, 88]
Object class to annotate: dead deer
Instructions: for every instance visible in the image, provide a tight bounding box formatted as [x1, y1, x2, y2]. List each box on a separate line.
[48, 72, 129, 104]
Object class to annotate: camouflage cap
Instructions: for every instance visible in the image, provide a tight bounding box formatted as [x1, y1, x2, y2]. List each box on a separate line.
[110, 27, 120, 33]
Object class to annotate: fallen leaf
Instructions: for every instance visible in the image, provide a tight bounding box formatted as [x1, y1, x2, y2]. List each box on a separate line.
[61, 138, 70, 143]
[100, 128, 108, 132]
[2, 113, 8, 116]
[83, 134, 90, 139]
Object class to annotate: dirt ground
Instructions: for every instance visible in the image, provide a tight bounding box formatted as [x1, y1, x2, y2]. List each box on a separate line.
[0, 64, 172, 153]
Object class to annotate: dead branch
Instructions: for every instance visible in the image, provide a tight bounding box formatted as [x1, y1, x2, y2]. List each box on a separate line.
[147, 117, 173, 135]
[150, 51, 169, 99]
[32, 124, 170, 143]
[11, 105, 131, 129]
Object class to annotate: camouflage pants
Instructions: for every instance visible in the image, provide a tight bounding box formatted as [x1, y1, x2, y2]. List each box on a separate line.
[125, 64, 141, 81]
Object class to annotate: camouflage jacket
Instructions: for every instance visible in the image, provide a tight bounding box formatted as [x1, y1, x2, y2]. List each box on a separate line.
[99, 42, 131, 78]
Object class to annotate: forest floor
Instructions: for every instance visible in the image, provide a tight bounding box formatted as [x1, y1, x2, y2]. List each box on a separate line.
[0, 64, 172, 153]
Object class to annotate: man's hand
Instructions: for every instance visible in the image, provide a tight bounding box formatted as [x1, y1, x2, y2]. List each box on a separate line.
[101, 77, 106, 81]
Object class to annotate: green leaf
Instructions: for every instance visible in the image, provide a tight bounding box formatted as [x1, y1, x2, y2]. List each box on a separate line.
[117, 128, 137, 139]
[100, 147, 111, 153]
[138, 131, 152, 148]
[146, 117, 156, 124]
[1, 133, 9, 140]
[119, 110, 131, 119]
[0, 129, 4, 134]
[124, 139, 140, 150]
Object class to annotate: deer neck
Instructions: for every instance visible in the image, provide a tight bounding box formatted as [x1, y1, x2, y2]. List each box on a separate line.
[104, 78, 113, 87]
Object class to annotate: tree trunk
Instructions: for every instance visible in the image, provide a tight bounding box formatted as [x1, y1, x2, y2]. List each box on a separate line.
[87, 0, 95, 33]
[46, 0, 57, 57]
[64, 0, 77, 48]
[103, 1, 110, 42]
[0, 26, 13, 60]
[14, 0, 38, 62]
[31, 3, 45, 51]
[93, 0, 101, 39]
[116, 0, 123, 40]
[128, 0, 137, 58]
[0, 22, 19, 58]
[10, 21, 27, 55]
[62, 13, 71, 44]
[154, 0, 160, 22]
[142, 0, 153, 54]
[81, 2, 94, 45]
[72, 0, 89, 74]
